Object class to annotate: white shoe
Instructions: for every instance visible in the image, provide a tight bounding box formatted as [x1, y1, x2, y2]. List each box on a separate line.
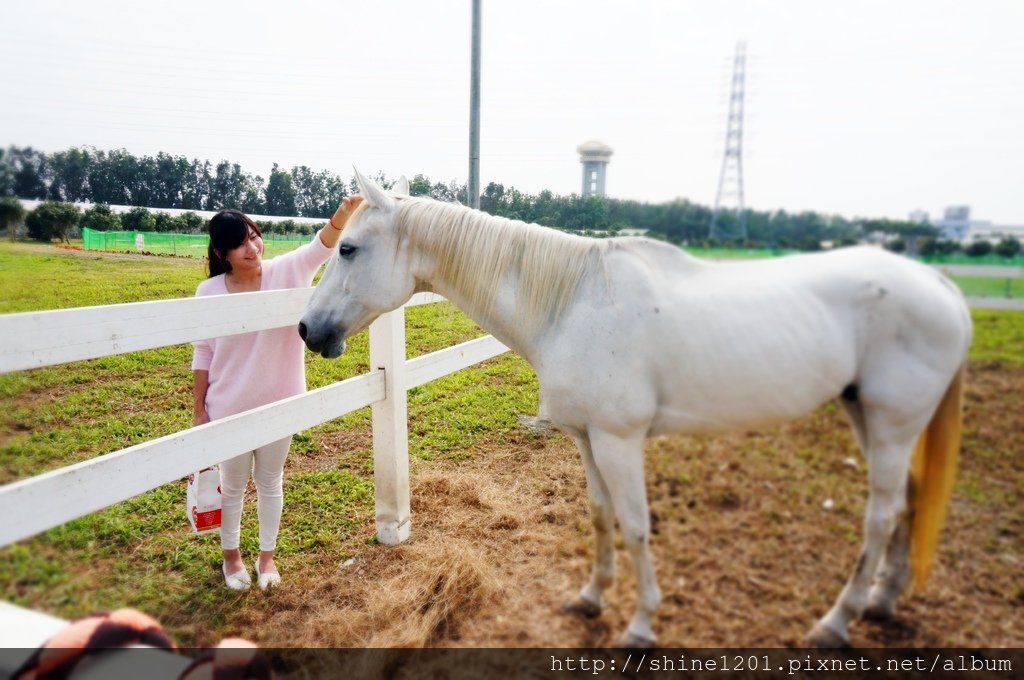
[222, 563, 251, 591]
[254, 560, 281, 591]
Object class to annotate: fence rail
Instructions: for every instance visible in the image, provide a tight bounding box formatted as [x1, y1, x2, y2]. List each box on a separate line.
[964, 297, 1024, 310]
[934, 264, 1023, 278]
[0, 289, 504, 549]
[938, 264, 1024, 310]
[1, 288, 313, 373]
[0, 371, 385, 547]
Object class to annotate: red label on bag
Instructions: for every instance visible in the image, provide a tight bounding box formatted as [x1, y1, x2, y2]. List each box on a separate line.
[192, 505, 222, 530]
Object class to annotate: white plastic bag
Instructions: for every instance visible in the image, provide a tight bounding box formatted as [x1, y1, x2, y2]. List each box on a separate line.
[186, 466, 222, 534]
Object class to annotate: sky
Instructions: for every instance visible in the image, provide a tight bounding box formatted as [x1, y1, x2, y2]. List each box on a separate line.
[2, 0, 1022, 224]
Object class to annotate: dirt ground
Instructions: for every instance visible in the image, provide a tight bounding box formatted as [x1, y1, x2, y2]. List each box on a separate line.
[233, 361, 1021, 650]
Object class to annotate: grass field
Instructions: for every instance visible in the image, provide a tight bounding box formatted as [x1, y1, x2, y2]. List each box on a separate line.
[0, 241, 1021, 651]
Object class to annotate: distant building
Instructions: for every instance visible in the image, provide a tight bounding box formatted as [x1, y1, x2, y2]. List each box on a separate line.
[945, 206, 970, 221]
[577, 141, 613, 198]
[909, 205, 1023, 242]
[931, 206, 975, 241]
[965, 222, 1024, 243]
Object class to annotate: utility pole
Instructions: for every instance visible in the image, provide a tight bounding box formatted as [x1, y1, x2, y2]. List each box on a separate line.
[468, 0, 482, 209]
[710, 40, 748, 242]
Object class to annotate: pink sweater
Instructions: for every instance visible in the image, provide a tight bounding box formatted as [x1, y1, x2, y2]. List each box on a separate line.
[191, 237, 333, 420]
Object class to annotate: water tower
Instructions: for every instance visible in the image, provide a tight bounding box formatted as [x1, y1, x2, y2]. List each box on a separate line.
[577, 141, 613, 198]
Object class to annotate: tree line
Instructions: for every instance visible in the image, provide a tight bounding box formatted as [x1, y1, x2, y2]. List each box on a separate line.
[0, 145, 349, 218]
[1, 144, 1020, 258]
[0, 198, 329, 244]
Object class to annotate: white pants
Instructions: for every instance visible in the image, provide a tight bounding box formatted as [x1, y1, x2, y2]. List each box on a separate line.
[218, 436, 291, 552]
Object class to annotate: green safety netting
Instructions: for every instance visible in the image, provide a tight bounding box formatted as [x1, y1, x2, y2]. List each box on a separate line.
[81, 228, 313, 258]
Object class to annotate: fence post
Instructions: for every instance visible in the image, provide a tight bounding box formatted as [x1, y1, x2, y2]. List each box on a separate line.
[368, 308, 411, 544]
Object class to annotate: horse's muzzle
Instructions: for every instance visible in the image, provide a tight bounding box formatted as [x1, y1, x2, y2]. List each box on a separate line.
[297, 320, 345, 359]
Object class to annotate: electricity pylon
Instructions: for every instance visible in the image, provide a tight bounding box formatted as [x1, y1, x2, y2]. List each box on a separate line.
[710, 40, 748, 243]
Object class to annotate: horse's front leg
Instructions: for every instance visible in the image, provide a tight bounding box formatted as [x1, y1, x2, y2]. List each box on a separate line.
[563, 434, 615, 619]
[587, 426, 660, 647]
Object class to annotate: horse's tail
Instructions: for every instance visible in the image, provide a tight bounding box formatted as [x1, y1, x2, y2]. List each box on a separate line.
[908, 364, 966, 591]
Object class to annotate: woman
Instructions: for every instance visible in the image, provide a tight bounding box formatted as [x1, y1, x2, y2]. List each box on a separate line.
[192, 196, 362, 590]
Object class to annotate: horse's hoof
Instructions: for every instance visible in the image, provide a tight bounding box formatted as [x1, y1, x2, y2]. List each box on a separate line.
[863, 601, 897, 622]
[864, 602, 897, 622]
[562, 597, 601, 619]
[615, 632, 656, 649]
[805, 623, 850, 649]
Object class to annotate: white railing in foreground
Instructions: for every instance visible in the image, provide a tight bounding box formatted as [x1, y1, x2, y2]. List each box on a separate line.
[1, 288, 317, 373]
[0, 290, 508, 548]
[933, 263, 1024, 311]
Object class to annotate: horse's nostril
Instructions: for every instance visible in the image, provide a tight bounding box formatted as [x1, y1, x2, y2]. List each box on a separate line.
[297, 321, 308, 341]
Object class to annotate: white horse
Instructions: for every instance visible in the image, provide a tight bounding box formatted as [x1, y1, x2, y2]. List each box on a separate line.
[299, 171, 971, 647]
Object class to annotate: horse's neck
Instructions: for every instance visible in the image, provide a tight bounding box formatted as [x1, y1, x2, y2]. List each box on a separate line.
[403, 201, 566, 362]
[421, 261, 535, 360]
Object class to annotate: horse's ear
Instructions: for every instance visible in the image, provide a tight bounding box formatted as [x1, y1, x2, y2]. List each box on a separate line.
[392, 175, 410, 196]
[353, 168, 393, 210]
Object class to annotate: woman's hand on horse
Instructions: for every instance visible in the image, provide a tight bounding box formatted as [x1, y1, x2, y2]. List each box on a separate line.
[321, 196, 365, 248]
[335, 195, 364, 226]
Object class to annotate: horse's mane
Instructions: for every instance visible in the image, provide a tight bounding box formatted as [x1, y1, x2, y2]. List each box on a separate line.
[396, 197, 604, 337]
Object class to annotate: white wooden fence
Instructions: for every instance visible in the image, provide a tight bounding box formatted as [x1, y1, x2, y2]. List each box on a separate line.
[0, 288, 508, 649]
[935, 264, 1024, 311]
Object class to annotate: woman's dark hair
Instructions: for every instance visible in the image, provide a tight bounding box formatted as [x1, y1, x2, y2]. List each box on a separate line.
[206, 210, 262, 277]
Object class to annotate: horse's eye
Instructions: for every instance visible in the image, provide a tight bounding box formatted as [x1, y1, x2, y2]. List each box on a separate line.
[339, 244, 357, 259]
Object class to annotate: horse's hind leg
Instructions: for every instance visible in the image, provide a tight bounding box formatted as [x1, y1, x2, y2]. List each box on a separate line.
[840, 398, 868, 456]
[587, 427, 660, 647]
[839, 399, 913, 619]
[563, 434, 616, 619]
[807, 432, 915, 647]
[865, 506, 913, 619]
